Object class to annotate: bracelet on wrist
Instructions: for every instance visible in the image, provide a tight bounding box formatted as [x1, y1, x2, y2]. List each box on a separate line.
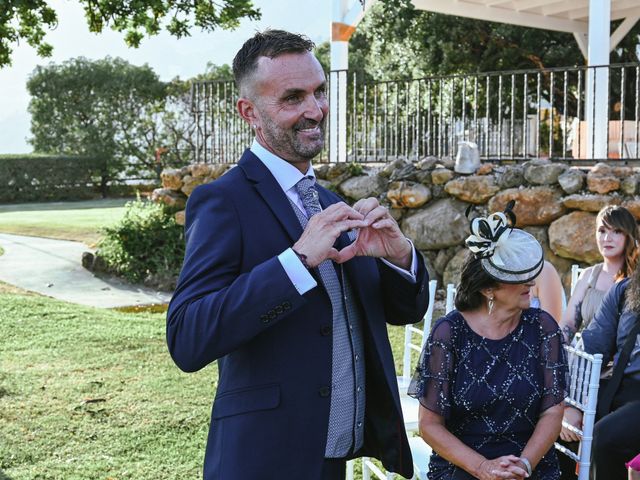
[292, 248, 311, 269]
[519, 456, 532, 477]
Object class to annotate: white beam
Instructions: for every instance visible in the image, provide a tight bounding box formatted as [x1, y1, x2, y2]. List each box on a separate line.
[542, 0, 588, 17]
[611, 6, 640, 21]
[573, 31, 588, 59]
[610, 16, 639, 51]
[513, 0, 558, 13]
[569, 0, 640, 20]
[410, 0, 588, 33]
[586, 0, 610, 159]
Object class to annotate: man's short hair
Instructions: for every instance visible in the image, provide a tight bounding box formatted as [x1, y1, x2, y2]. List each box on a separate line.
[232, 29, 316, 94]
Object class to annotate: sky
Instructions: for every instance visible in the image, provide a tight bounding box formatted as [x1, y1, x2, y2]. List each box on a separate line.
[0, 0, 331, 154]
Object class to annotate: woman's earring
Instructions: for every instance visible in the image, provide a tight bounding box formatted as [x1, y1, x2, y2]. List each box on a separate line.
[488, 296, 495, 316]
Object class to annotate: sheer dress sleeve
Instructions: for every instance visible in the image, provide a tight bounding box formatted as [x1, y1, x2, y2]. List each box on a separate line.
[408, 317, 456, 419]
[538, 310, 568, 412]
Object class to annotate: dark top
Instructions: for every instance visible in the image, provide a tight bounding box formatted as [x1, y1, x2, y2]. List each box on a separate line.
[582, 278, 640, 378]
[409, 308, 567, 480]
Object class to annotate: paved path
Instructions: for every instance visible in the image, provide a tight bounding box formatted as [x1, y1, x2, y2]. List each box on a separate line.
[0, 233, 172, 308]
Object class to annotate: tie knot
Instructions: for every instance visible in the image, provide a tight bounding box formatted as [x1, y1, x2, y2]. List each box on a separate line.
[296, 176, 315, 194]
[295, 176, 321, 217]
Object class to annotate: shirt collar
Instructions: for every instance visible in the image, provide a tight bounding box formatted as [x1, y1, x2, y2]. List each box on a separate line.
[250, 139, 315, 193]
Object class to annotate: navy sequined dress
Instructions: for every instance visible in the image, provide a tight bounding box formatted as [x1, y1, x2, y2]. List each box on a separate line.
[408, 308, 567, 480]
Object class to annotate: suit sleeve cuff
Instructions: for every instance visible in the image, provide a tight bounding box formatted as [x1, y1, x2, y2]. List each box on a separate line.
[380, 239, 418, 284]
[278, 248, 317, 294]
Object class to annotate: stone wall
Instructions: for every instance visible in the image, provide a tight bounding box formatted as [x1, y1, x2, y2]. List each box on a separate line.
[153, 158, 640, 295]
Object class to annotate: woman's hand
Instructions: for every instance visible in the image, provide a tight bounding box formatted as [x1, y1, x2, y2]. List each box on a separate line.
[476, 455, 529, 480]
[559, 406, 583, 442]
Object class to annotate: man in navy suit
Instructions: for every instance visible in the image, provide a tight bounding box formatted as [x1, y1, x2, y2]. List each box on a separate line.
[167, 29, 429, 480]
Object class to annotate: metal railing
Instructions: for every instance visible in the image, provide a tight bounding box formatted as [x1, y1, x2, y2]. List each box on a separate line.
[190, 63, 640, 164]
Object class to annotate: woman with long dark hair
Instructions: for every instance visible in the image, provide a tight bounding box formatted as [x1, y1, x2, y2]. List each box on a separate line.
[560, 205, 639, 344]
[558, 205, 639, 454]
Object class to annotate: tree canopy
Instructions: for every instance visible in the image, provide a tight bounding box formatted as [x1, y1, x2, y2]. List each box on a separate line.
[0, 0, 260, 68]
[344, 0, 640, 81]
[27, 57, 168, 193]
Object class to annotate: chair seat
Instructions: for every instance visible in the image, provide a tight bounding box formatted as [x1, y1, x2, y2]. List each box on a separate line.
[408, 436, 432, 480]
[401, 395, 420, 432]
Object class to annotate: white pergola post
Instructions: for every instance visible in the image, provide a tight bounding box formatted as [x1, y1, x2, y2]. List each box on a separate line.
[585, 0, 610, 160]
[330, 0, 372, 163]
[330, 42, 349, 162]
[330, 0, 351, 163]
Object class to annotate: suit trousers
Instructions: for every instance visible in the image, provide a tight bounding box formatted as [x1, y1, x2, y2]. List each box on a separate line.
[590, 377, 640, 480]
[321, 459, 346, 480]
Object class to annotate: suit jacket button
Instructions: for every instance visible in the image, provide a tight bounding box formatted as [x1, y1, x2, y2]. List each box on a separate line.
[283, 301, 292, 310]
[320, 325, 332, 336]
[275, 305, 284, 314]
[260, 314, 270, 323]
[319, 387, 331, 397]
[268, 311, 277, 320]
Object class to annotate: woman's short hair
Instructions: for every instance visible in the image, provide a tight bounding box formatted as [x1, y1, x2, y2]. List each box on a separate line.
[455, 252, 499, 311]
[597, 205, 639, 280]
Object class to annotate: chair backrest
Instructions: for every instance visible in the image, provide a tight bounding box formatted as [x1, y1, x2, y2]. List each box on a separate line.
[571, 264, 585, 296]
[554, 345, 603, 480]
[445, 283, 456, 314]
[400, 279, 438, 384]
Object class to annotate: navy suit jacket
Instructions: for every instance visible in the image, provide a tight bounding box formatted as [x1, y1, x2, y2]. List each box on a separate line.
[167, 150, 430, 479]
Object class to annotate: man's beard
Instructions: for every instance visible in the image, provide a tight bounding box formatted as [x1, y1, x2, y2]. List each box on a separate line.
[262, 116, 326, 161]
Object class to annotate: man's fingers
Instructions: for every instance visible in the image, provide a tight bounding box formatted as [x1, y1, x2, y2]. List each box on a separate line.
[362, 205, 389, 223]
[371, 218, 396, 230]
[323, 202, 365, 221]
[333, 243, 357, 264]
[352, 197, 379, 216]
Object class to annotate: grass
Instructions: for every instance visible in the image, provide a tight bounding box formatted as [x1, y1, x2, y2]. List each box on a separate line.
[0, 289, 417, 480]
[0, 199, 132, 246]
[0, 293, 215, 480]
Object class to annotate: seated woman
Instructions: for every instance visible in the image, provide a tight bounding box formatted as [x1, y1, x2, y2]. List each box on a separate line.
[560, 205, 638, 344]
[558, 205, 638, 469]
[409, 203, 567, 479]
[577, 267, 640, 480]
[530, 260, 565, 323]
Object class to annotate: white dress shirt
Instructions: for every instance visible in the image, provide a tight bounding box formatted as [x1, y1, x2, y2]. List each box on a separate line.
[250, 140, 417, 294]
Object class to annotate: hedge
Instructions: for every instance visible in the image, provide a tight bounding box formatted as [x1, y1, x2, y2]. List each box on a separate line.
[0, 154, 105, 202]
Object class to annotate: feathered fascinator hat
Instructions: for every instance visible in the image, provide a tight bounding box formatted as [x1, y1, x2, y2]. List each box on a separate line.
[465, 201, 544, 284]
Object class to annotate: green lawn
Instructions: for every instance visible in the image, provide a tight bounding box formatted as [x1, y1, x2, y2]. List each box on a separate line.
[0, 289, 414, 480]
[0, 292, 214, 480]
[0, 199, 132, 246]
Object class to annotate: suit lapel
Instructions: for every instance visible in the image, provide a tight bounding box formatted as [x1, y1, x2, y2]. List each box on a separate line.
[238, 150, 303, 243]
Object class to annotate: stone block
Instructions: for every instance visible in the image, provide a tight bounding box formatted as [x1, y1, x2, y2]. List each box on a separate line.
[161, 168, 183, 190]
[562, 194, 621, 212]
[523, 159, 567, 185]
[558, 169, 585, 194]
[549, 211, 601, 263]
[431, 168, 454, 185]
[444, 175, 499, 204]
[402, 198, 469, 250]
[488, 186, 566, 226]
[387, 181, 431, 208]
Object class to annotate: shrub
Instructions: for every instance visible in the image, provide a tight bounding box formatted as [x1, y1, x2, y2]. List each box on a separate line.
[96, 199, 184, 289]
[0, 154, 104, 202]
